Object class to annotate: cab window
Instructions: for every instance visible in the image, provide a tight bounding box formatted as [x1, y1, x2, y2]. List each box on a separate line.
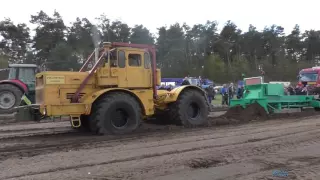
[8, 68, 17, 79]
[144, 53, 151, 69]
[18, 67, 35, 83]
[118, 51, 125, 68]
[128, 54, 141, 67]
[109, 51, 118, 67]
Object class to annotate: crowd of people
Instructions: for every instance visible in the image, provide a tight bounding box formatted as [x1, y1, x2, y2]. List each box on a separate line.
[208, 74, 246, 105]
[159, 74, 247, 105]
[181, 75, 246, 105]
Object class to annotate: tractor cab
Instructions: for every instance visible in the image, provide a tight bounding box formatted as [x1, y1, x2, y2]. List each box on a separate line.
[8, 64, 37, 91]
[87, 42, 156, 89]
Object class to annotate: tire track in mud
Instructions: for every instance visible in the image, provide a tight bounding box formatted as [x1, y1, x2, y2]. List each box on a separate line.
[220, 145, 320, 180]
[0, 112, 318, 148]
[5, 123, 320, 180]
[0, 121, 71, 138]
[0, 110, 317, 132]
[0, 126, 68, 134]
[1, 115, 320, 162]
[1, 110, 318, 140]
[102, 130, 320, 180]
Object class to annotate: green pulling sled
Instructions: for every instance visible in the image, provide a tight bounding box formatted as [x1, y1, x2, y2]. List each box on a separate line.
[229, 76, 320, 114]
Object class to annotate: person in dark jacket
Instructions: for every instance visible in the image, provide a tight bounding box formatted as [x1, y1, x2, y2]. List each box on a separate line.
[287, 85, 295, 95]
[228, 83, 235, 98]
[228, 83, 235, 105]
[237, 85, 244, 99]
[236, 73, 245, 99]
[206, 85, 214, 104]
[221, 84, 229, 105]
[182, 77, 190, 85]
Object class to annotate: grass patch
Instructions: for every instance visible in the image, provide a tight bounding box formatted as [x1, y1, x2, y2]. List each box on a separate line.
[212, 94, 222, 105]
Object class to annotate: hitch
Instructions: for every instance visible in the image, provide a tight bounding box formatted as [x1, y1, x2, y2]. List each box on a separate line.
[14, 104, 43, 122]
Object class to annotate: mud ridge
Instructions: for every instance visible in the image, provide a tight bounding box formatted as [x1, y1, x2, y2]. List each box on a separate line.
[188, 158, 227, 169]
[0, 130, 80, 141]
[0, 127, 72, 134]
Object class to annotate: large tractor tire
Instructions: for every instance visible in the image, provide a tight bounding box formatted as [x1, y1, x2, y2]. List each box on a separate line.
[89, 92, 142, 135]
[170, 89, 209, 127]
[0, 84, 23, 114]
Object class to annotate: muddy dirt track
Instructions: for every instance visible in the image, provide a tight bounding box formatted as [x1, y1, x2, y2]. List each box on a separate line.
[1, 111, 320, 180]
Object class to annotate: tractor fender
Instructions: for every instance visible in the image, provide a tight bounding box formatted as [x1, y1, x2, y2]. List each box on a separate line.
[0, 80, 28, 93]
[81, 88, 147, 115]
[164, 85, 207, 103]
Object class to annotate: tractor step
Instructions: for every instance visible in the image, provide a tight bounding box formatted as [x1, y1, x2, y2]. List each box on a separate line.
[70, 116, 81, 128]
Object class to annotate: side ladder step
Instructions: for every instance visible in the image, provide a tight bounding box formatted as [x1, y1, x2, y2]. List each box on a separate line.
[70, 116, 81, 128]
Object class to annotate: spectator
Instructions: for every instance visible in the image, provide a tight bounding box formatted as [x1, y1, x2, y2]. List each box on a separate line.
[237, 85, 244, 99]
[228, 83, 235, 99]
[166, 84, 173, 91]
[182, 77, 190, 85]
[228, 83, 235, 104]
[206, 85, 215, 104]
[236, 73, 245, 99]
[221, 84, 229, 105]
[287, 85, 295, 95]
[212, 86, 216, 100]
[198, 76, 203, 86]
[158, 84, 166, 90]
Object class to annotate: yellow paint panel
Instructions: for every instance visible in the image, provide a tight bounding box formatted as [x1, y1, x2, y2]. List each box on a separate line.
[308, 82, 316, 85]
[46, 76, 65, 84]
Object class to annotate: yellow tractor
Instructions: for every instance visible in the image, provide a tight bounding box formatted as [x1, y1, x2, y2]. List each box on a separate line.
[27, 42, 209, 135]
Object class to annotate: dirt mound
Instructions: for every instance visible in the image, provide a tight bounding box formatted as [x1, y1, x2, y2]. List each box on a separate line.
[209, 104, 320, 126]
[224, 103, 268, 121]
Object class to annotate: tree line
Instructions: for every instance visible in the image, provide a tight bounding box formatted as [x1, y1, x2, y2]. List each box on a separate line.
[0, 10, 319, 83]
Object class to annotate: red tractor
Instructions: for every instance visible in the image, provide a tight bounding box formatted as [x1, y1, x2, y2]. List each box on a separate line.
[0, 64, 37, 113]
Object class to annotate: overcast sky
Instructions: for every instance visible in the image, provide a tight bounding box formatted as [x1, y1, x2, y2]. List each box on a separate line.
[0, 0, 319, 35]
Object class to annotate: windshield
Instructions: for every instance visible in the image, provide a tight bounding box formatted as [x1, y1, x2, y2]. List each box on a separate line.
[18, 67, 36, 83]
[299, 73, 318, 82]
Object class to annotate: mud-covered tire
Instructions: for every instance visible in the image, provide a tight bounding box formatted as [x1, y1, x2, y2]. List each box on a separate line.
[170, 89, 209, 127]
[80, 115, 90, 131]
[89, 92, 142, 135]
[0, 84, 23, 114]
